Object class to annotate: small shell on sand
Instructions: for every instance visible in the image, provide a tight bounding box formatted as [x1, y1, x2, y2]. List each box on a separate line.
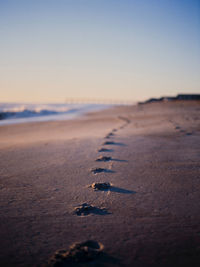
[46, 240, 104, 266]
[91, 182, 111, 190]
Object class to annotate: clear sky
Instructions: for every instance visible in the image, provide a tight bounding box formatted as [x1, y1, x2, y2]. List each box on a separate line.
[0, 0, 200, 103]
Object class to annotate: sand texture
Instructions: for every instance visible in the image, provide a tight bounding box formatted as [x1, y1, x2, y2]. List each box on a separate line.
[0, 101, 200, 266]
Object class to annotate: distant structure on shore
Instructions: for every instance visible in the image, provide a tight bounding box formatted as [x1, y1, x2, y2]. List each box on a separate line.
[138, 94, 200, 105]
[65, 98, 135, 105]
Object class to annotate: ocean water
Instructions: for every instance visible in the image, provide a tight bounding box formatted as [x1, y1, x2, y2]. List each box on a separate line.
[0, 103, 111, 125]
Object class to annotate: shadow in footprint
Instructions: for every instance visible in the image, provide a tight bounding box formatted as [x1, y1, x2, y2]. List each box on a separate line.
[95, 253, 120, 266]
[96, 156, 112, 162]
[74, 203, 110, 216]
[91, 168, 115, 174]
[96, 156, 127, 162]
[98, 148, 114, 152]
[112, 158, 128, 162]
[89, 183, 136, 194]
[105, 132, 115, 139]
[90, 182, 111, 190]
[103, 141, 126, 146]
[46, 240, 119, 267]
[118, 116, 131, 124]
[110, 186, 136, 194]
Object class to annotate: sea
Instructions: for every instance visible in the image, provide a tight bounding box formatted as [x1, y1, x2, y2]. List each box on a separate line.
[0, 102, 112, 126]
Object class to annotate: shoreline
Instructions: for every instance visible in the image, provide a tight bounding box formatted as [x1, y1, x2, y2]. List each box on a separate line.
[0, 101, 200, 266]
[0, 103, 114, 126]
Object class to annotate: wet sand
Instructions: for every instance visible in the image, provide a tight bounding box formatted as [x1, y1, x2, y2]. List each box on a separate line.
[0, 101, 200, 266]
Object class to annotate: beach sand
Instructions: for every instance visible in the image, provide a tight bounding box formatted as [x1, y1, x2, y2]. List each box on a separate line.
[0, 101, 200, 266]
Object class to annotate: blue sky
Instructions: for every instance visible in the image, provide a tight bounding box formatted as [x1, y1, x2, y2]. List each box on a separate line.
[0, 0, 200, 102]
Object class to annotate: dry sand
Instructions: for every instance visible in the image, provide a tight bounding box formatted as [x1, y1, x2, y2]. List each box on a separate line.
[0, 101, 200, 266]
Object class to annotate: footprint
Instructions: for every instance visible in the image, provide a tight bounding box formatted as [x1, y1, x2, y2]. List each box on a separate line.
[98, 148, 113, 152]
[89, 182, 111, 190]
[74, 203, 110, 216]
[91, 168, 114, 174]
[103, 141, 125, 146]
[96, 156, 112, 162]
[105, 132, 114, 139]
[103, 141, 115, 145]
[118, 116, 131, 124]
[119, 125, 125, 129]
[89, 183, 135, 194]
[46, 240, 104, 266]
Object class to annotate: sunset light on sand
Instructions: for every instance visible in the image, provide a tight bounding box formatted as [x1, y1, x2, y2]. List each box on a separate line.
[0, 1, 200, 267]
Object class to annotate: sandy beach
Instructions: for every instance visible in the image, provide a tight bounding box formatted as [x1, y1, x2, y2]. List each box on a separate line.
[0, 101, 200, 267]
